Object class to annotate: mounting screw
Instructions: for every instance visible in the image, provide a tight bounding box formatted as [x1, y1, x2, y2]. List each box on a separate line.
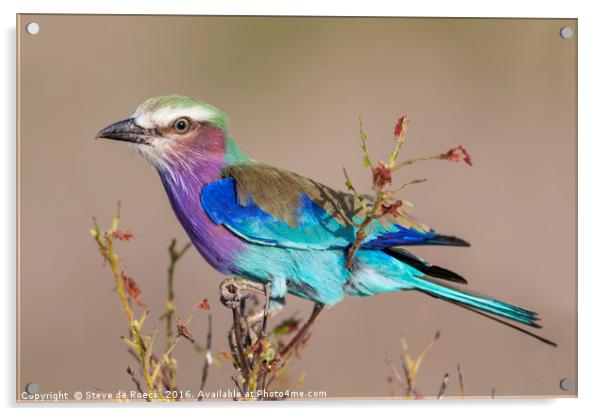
[25, 383, 39, 394]
[25, 22, 40, 35]
[559, 26, 573, 40]
[559, 377, 573, 391]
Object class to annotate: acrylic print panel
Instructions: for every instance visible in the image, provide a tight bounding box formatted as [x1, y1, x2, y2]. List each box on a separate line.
[17, 15, 576, 402]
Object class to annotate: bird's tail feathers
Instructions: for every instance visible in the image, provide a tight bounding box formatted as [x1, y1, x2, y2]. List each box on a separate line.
[411, 275, 538, 326]
[408, 275, 557, 346]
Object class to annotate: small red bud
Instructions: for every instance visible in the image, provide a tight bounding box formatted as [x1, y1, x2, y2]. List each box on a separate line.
[373, 162, 392, 187]
[442, 145, 472, 166]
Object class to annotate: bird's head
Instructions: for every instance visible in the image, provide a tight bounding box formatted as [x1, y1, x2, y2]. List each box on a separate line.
[96, 95, 231, 171]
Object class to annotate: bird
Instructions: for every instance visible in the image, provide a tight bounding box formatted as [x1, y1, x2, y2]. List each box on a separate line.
[96, 95, 555, 346]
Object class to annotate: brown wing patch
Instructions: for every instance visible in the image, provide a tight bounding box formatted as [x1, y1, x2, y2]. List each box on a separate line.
[222, 163, 431, 233]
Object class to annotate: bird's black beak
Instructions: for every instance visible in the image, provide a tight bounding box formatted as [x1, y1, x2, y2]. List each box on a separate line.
[95, 118, 151, 145]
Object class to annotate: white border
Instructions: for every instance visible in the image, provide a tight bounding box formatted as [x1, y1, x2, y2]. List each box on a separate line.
[3, 1, 598, 415]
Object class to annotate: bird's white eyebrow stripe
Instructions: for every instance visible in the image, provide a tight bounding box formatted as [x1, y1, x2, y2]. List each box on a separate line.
[134, 106, 216, 128]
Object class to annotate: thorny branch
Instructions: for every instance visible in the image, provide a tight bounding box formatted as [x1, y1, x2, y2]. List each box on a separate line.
[91, 203, 208, 401]
[164, 239, 192, 343]
[160, 239, 192, 391]
[91, 203, 164, 399]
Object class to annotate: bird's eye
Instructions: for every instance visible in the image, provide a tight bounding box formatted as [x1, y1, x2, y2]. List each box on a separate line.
[173, 118, 190, 133]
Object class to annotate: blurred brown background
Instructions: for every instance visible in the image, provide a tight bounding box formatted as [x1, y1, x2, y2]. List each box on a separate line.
[17, 15, 576, 399]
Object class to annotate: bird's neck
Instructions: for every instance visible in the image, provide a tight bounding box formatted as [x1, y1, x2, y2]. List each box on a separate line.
[156, 129, 248, 273]
[224, 135, 250, 165]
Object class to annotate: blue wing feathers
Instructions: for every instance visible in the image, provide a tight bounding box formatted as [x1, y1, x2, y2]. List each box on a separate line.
[201, 178, 465, 250]
[201, 178, 354, 249]
[362, 227, 470, 248]
[361, 226, 438, 248]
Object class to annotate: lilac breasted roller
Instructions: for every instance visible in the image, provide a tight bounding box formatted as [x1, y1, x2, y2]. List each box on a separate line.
[96, 95, 555, 346]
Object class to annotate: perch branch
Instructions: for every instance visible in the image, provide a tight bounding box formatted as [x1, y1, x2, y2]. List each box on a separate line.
[219, 278, 320, 399]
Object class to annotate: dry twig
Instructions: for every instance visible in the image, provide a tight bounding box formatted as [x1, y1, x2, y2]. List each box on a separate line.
[457, 362, 465, 399]
[342, 116, 472, 270]
[437, 373, 450, 399]
[91, 203, 204, 401]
